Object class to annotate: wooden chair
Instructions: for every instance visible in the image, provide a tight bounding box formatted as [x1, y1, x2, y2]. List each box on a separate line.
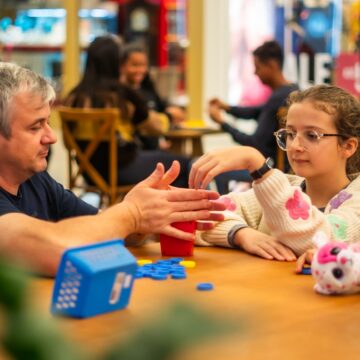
[57, 106, 134, 206]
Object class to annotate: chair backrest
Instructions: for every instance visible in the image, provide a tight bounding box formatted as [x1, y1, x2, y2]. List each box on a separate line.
[57, 106, 133, 206]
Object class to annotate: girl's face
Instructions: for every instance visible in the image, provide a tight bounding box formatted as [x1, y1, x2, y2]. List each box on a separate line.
[285, 101, 348, 180]
[121, 52, 148, 87]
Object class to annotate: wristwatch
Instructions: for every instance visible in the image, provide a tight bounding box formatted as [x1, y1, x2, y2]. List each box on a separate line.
[250, 157, 274, 180]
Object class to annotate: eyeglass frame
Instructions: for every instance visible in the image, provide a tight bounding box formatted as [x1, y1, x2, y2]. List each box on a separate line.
[273, 128, 347, 151]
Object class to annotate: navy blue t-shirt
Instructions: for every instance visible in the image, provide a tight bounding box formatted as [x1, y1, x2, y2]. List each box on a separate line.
[0, 172, 98, 221]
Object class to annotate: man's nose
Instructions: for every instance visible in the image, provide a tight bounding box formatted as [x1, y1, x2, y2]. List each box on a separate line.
[42, 124, 57, 144]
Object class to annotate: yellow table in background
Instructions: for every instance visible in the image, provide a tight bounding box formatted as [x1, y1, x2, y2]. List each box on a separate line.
[26, 244, 360, 360]
[165, 120, 222, 157]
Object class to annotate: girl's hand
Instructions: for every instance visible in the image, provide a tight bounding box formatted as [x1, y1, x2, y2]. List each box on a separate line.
[189, 146, 265, 189]
[295, 249, 316, 273]
[235, 228, 297, 261]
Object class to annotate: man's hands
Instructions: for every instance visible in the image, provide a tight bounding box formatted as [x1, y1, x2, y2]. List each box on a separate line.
[189, 146, 265, 189]
[166, 106, 186, 124]
[123, 161, 226, 240]
[235, 228, 297, 261]
[207, 97, 229, 125]
[208, 97, 229, 110]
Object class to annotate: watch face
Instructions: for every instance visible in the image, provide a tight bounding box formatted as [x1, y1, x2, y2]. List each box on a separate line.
[267, 157, 275, 168]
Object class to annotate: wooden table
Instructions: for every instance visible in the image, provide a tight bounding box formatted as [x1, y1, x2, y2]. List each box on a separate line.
[27, 245, 360, 360]
[165, 127, 222, 157]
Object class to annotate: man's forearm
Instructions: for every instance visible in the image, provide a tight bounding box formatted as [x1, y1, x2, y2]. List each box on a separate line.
[0, 205, 136, 276]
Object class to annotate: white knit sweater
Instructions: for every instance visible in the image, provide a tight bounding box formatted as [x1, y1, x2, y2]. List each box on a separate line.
[196, 169, 360, 256]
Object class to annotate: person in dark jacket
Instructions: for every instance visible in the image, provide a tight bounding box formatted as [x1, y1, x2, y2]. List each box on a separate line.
[208, 40, 298, 194]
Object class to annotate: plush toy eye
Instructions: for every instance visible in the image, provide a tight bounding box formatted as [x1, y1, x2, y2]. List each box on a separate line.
[332, 268, 344, 279]
[330, 247, 341, 255]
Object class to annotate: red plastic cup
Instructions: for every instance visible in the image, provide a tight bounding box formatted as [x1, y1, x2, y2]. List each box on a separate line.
[160, 221, 196, 257]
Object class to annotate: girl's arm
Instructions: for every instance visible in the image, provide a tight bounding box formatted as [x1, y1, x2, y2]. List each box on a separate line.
[252, 170, 360, 255]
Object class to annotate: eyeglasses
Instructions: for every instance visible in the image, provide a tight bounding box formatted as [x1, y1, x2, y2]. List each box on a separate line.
[273, 128, 346, 151]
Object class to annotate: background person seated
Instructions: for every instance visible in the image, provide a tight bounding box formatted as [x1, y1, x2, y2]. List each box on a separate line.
[208, 40, 298, 194]
[65, 36, 191, 188]
[120, 43, 186, 151]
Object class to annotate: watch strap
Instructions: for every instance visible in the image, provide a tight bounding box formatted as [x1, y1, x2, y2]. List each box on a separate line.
[250, 157, 273, 180]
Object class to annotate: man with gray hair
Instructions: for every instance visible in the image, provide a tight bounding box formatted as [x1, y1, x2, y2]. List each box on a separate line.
[0, 62, 224, 276]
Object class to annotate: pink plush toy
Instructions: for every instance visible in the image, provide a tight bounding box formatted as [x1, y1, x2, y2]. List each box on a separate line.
[311, 232, 360, 295]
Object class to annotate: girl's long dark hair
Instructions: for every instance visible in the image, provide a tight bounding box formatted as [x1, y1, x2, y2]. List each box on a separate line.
[67, 35, 128, 117]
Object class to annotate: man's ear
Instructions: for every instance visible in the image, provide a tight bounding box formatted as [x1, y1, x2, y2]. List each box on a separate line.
[268, 59, 281, 71]
[341, 137, 358, 159]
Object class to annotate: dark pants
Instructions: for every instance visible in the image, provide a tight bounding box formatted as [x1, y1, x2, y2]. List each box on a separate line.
[118, 150, 190, 188]
[78, 141, 191, 189]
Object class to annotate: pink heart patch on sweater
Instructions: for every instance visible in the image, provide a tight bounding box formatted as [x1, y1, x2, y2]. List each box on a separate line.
[285, 189, 310, 220]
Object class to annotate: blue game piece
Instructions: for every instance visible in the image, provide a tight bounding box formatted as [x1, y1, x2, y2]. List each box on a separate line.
[151, 273, 168, 280]
[197, 282, 214, 291]
[51, 239, 137, 318]
[172, 272, 187, 280]
[301, 267, 312, 275]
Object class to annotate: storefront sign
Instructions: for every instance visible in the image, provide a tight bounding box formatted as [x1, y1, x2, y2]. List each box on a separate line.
[334, 53, 360, 97]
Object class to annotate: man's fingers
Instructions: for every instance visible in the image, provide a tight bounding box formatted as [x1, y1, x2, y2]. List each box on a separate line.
[138, 163, 165, 188]
[209, 200, 227, 211]
[157, 160, 180, 189]
[196, 221, 214, 231]
[161, 226, 195, 241]
[207, 212, 224, 222]
[169, 210, 212, 223]
[166, 188, 220, 202]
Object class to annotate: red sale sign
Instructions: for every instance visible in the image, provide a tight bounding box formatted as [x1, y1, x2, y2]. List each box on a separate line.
[334, 53, 360, 97]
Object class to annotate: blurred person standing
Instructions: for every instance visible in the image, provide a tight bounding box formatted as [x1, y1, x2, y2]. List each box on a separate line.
[208, 40, 298, 194]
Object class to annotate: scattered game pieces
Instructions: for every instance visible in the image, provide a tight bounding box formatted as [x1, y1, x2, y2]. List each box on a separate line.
[136, 257, 188, 281]
[179, 260, 196, 268]
[196, 282, 214, 291]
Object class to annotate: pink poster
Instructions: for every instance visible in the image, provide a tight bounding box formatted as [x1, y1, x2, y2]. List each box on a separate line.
[334, 53, 360, 97]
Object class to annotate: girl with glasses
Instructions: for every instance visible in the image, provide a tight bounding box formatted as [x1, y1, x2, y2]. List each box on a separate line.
[189, 85, 360, 271]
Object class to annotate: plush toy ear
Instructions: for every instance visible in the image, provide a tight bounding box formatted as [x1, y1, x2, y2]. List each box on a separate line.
[312, 231, 329, 249]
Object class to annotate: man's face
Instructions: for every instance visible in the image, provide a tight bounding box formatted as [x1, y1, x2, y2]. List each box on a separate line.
[0, 91, 57, 181]
[253, 56, 273, 86]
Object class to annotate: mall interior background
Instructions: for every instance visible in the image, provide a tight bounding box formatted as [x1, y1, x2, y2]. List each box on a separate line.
[0, 0, 359, 186]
